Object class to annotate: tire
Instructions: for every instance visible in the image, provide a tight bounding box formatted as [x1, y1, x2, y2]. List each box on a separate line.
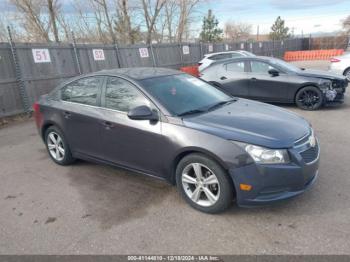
[344, 68, 350, 81]
[45, 126, 75, 165]
[175, 153, 234, 214]
[295, 86, 323, 110]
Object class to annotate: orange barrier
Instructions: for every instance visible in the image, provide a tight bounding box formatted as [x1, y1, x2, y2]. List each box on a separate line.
[284, 49, 344, 61]
[180, 65, 199, 77]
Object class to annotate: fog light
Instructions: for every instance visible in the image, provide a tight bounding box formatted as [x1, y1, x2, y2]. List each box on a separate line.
[240, 184, 252, 191]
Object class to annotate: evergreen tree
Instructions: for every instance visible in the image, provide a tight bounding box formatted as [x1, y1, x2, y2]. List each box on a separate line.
[200, 9, 223, 42]
[269, 16, 290, 40]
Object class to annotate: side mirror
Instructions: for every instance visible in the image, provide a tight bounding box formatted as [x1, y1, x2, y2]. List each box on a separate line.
[127, 105, 158, 121]
[268, 69, 279, 76]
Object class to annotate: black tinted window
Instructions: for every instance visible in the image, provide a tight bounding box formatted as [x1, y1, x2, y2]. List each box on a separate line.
[226, 61, 245, 72]
[105, 77, 149, 112]
[61, 77, 102, 106]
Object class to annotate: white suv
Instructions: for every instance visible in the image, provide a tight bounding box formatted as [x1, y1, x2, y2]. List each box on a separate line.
[198, 50, 255, 72]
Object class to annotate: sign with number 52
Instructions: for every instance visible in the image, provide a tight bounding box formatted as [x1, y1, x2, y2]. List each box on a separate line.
[92, 49, 105, 61]
[32, 49, 51, 63]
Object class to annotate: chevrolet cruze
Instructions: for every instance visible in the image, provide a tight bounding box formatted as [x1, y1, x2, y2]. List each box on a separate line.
[33, 68, 319, 213]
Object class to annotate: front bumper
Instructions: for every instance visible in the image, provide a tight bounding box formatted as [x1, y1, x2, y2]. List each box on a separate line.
[229, 141, 320, 207]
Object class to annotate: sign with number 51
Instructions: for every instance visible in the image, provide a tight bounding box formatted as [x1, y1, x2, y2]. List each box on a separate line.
[32, 49, 51, 63]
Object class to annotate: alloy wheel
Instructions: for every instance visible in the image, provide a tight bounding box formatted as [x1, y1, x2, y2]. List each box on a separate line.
[47, 132, 65, 161]
[297, 90, 321, 110]
[181, 163, 220, 207]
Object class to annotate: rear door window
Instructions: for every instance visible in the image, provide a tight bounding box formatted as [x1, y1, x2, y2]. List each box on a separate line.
[61, 76, 103, 106]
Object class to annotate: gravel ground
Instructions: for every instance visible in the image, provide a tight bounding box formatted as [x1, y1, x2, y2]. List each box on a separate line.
[0, 60, 349, 255]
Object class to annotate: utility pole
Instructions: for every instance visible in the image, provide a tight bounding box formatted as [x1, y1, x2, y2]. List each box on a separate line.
[256, 25, 259, 41]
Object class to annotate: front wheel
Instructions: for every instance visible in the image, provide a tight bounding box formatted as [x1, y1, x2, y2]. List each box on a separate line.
[176, 153, 234, 214]
[295, 86, 323, 110]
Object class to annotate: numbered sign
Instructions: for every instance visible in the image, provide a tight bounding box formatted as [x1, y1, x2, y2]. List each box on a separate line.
[182, 45, 190, 55]
[240, 43, 244, 49]
[32, 49, 51, 63]
[139, 48, 149, 58]
[225, 44, 229, 51]
[208, 45, 213, 52]
[259, 42, 263, 48]
[249, 43, 253, 49]
[92, 49, 105, 61]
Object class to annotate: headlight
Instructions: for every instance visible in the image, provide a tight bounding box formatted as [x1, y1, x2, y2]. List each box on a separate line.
[235, 142, 290, 164]
[318, 79, 332, 90]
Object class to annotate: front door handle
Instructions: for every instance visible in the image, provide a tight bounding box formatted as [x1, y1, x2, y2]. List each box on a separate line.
[251, 77, 257, 81]
[102, 121, 114, 130]
[63, 111, 71, 119]
[220, 76, 227, 80]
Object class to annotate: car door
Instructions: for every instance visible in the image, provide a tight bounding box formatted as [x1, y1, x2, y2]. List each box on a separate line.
[247, 60, 291, 102]
[60, 76, 105, 158]
[98, 76, 165, 176]
[217, 60, 250, 97]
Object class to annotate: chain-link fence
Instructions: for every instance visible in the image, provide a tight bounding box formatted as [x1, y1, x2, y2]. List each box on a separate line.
[0, 36, 348, 118]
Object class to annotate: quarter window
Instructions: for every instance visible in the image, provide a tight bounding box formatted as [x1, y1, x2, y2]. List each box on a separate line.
[251, 61, 276, 74]
[104, 77, 149, 112]
[226, 61, 245, 72]
[61, 77, 102, 106]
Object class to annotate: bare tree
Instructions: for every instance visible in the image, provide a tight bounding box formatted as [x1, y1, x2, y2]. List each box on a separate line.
[10, 0, 51, 42]
[343, 15, 350, 34]
[176, 0, 200, 42]
[47, 0, 60, 42]
[224, 21, 252, 41]
[141, 0, 165, 44]
[163, 0, 178, 42]
[92, 0, 117, 44]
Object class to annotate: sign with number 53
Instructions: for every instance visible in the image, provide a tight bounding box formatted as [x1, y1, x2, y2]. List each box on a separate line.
[32, 49, 51, 63]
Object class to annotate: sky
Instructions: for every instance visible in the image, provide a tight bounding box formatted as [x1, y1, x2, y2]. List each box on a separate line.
[0, 0, 349, 37]
[200, 0, 350, 35]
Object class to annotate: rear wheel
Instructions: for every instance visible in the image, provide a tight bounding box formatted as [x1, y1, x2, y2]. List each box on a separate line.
[295, 86, 323, 110]
[176, 153, 234, 214]
[344, 68, 350, 81]
[45, 126, 75, 165]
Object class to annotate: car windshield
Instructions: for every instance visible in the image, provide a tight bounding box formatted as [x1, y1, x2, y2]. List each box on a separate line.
[269, 57, 301, 72]
[140, 74, 232, 116]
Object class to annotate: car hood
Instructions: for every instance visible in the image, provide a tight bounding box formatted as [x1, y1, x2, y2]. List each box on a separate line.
[296, 69, 345, 80]
[183, 99, 311, 149]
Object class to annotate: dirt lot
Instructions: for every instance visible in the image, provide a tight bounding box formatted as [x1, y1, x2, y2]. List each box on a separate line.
[0, 61, 350, 255]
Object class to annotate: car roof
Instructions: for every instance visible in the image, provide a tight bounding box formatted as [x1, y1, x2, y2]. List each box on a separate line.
[95, 67, 182, 80]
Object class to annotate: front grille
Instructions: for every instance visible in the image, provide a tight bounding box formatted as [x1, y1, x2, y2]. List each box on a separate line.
[300, 144, 319, 163]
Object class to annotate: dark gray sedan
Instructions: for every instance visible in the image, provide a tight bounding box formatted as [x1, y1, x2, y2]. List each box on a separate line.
[34, 68, 319, 213]
[200, 56, 348, 110]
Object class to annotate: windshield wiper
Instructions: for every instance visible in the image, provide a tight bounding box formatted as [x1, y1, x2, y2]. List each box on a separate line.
[177, 109, 206, 117]
[206, 98, 237, 112]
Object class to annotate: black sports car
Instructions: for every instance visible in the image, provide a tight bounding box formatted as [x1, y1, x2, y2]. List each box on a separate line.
[200, 56, 348, 110]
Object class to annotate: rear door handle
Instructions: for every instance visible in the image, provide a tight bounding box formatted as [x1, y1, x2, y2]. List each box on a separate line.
[63, 111, 71, 119]
[220, 76, 227, 80]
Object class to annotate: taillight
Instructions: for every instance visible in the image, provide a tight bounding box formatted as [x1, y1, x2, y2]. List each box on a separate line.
[330, 58, 340, 63]
[198, 62, 202, 66]
[33, 102, 43, 129]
